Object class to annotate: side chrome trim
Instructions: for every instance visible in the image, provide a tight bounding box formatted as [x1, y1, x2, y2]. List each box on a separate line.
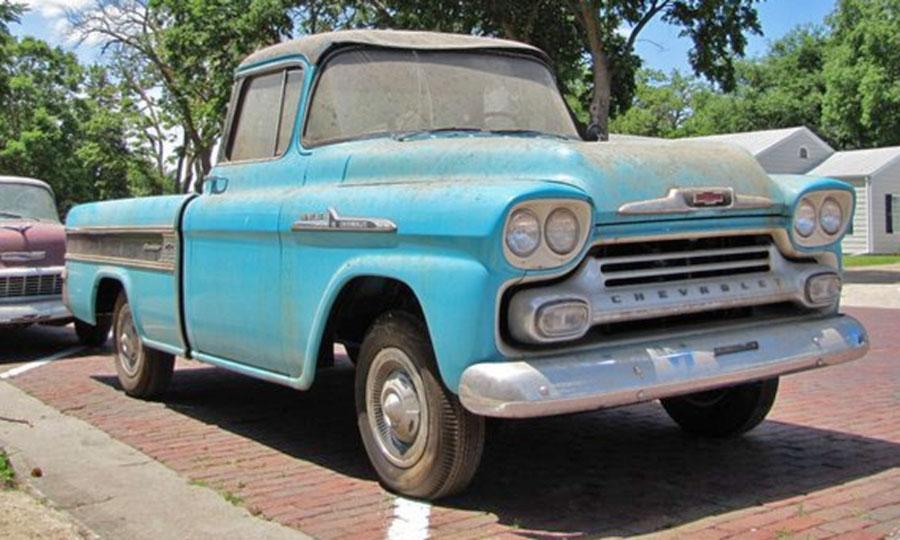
[463, 314, 868, 418]
[66, 226, 178, 273]
[291, 207, 397, 233]
[618, 188, 775, 215]
[65, 254, 175, 272]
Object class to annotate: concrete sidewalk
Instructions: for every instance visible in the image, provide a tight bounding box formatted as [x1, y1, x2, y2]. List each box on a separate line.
[843, 264, 900, 309]
[0, 381, 307, 540]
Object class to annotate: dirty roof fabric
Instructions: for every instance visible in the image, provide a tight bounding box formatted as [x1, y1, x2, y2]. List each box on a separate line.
[240, 29, 545, 68]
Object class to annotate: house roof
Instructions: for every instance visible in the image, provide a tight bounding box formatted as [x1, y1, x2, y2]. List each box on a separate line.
[240, 30, 544, 68]
[687, 126, 831, 156]
[807, 146, 900, 178]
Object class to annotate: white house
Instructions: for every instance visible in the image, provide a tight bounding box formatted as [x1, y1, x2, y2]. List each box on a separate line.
[807, 147, 900, 254]
[688, 126, 835, 174]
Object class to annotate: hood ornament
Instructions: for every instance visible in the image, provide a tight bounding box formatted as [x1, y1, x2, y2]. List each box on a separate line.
[619, 187, 774, 215]
[1, 251, 46, 262]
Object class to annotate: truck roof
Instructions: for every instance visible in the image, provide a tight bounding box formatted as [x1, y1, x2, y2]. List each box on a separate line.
[239, 29, 546, 69]
[0, 175, 53, 192]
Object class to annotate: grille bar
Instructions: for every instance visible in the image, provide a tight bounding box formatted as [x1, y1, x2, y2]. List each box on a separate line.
[0, 273, 63, 298]
[596, 236, 772, 288]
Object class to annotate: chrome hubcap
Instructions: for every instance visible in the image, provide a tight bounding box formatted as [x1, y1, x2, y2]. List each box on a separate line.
[366, 348, 428, 468]
[116, 306, 140, 376]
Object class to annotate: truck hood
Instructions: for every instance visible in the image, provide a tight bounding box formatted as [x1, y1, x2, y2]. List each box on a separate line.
[335, 136, 786, 225]
[0, 220, 65, 268]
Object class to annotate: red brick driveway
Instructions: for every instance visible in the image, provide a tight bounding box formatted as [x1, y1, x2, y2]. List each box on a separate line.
[5, 306, 900, 539]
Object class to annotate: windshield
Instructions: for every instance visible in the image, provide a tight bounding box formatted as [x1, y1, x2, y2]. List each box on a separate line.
[304, 49, 580, 146]
[0, 183, 60, 222]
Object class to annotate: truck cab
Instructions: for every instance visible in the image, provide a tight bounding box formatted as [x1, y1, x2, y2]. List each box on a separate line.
[64, 30, 868, 499]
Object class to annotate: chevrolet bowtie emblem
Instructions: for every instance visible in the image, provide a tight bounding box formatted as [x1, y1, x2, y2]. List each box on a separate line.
[689, 190, 729, 207]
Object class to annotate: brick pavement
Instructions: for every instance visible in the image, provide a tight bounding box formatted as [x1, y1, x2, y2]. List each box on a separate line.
[7, 306, 900, 539]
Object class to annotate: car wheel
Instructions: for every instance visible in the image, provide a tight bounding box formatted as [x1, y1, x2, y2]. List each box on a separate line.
[355, 311, 485, 499]
[661, 378, 779, 437]
[112, 293, 174, 398]
[75, 316, 111, 347]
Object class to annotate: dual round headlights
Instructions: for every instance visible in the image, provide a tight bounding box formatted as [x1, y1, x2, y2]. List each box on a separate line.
[794, 196, 844, 239]
[504, 201, 591, 269]
[506, 207, 580, 257]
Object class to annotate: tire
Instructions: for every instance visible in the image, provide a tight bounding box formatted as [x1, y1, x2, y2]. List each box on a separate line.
[661, 378, 779, 438]
[75, 317, 111, 347]
[355, 311, 485, 499]
[111, 293, 174, 398]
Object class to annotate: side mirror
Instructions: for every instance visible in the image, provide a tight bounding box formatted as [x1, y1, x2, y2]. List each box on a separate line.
[585, 123, 601, 142]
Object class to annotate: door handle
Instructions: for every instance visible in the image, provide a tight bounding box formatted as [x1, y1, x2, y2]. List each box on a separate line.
[205, 176, 229, 194]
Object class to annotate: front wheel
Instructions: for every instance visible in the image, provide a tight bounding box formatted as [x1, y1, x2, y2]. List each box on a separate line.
[355, 312, 485, 499]
[661, 378, 779, 437]
[111, 294, 174, 398]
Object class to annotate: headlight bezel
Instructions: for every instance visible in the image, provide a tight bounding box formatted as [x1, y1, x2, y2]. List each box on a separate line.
[791, 190, 853, 248]
[503, 199, 592, 269]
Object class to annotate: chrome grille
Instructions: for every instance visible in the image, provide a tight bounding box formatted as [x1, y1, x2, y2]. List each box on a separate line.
[594, 235, 772, 288]
[0, 273, 63, 298]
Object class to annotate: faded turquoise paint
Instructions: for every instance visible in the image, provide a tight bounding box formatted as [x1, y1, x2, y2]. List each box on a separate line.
[63, 49, 853, 395]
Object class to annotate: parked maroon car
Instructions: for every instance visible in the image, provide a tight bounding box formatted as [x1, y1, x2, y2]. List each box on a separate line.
[0, 177, 79, 332]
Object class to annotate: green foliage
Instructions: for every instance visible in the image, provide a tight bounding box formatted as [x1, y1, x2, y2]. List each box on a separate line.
[823, 0, 900, 149]
[0, 33, 164, 212]
[0, 449, 14, 488]
[609, 69, 699, 137]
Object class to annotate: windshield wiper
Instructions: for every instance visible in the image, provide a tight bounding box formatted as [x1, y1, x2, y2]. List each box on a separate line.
[486, 129, 572, 140]
[0, 211, 26, 219]
[394, 127, 485, 141]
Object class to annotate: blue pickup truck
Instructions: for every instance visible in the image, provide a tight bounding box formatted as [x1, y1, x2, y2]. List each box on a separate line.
[63, 30, 868, 499]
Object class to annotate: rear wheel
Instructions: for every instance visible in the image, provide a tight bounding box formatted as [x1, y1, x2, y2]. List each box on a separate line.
[661, 378, 779, 437]
[355, 311, 484, 499]
[75, 317, 111, 347]
[112, 294, 174, 398]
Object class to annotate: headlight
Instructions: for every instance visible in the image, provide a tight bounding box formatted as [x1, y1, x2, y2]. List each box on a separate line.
[794, 200, 816, 238]
[505, 209, 541, 257]
[790, 190, 853, 247]
[819, 198, 843, 235]
[503, 199, 592, 269]
[545, 208, 580, 255]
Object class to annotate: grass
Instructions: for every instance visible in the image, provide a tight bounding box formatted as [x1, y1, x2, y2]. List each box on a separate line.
[843, 254, 900, 267]
[0, 449, 15, 488]
[189, 479, 243, 507]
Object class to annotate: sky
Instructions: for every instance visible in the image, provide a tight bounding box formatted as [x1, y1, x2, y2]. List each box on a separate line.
[12, 0, 838, 73]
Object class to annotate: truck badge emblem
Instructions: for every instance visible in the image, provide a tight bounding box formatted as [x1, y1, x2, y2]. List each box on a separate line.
[689, 190, 729, 207]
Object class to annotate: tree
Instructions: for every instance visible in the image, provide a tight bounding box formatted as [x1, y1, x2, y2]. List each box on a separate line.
[609, 69, 698, 137]
[569, 0, 762, 139]
[822, 0, 900, 149]
[69, 0, 294, 192]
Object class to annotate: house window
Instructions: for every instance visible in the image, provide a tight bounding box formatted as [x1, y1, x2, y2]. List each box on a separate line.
[888, 194, 898, 234]
[799, 147, 809, 159]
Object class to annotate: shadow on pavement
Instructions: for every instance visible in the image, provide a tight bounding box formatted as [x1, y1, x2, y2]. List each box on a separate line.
[0, 324, 103, 365]
[844, 267, 900, 284]
[91, 357, 900, 537]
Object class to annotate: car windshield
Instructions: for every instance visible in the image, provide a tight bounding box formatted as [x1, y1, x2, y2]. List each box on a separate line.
[304, 49, 581, 146]
[0, 183, 60, 222]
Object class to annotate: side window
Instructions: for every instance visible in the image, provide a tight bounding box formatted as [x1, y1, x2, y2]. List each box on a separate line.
[226, 67, 303, 162]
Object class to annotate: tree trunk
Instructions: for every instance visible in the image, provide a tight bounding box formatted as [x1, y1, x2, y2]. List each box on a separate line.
[590, 47, 612, 141]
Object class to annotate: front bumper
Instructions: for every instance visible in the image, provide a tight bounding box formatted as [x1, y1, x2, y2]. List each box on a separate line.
[0, 297, 71, 325]
[459, 314, 868, 418]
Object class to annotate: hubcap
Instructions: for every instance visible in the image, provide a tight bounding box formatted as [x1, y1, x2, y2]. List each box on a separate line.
[366, 348, 428, 468]
[116, 305, 140, 376]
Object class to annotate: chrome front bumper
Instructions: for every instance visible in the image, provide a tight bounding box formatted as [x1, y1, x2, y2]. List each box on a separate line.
[0, 297, 71, 325]
[459, 314, 868, 418]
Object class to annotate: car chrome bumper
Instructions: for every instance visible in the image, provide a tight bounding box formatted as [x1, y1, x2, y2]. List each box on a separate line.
[0, 298, 71, 325]
[459, 314, 869, 418]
